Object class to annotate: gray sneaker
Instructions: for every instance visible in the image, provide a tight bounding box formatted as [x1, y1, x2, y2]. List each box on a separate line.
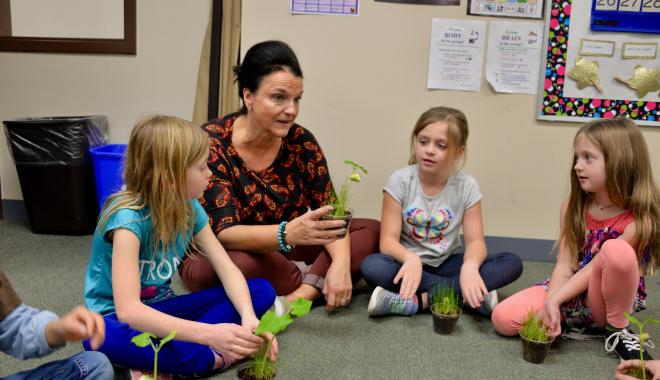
[367, 286, 417, 317]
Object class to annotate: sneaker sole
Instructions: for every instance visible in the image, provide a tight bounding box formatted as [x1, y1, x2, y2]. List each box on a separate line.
[367, 286, 384, 316]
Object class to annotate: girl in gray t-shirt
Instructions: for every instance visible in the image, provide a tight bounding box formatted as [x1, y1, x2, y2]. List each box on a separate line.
[360, 107, 522, 317]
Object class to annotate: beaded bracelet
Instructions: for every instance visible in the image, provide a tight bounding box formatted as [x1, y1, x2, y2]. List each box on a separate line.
[277, 221, 293, 253]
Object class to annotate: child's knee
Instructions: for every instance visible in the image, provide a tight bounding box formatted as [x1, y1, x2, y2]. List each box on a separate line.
[599, 239, 637, 271]
[490, 304, 519, 336]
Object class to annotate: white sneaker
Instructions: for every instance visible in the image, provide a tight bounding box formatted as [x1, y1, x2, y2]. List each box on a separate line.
[477, 290, 498, 316]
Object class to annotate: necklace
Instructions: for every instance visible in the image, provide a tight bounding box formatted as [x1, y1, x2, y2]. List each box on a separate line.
[593, 198, 615, 211]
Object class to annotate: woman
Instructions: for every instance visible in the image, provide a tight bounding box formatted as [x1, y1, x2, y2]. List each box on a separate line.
[179, 40, 380, 312]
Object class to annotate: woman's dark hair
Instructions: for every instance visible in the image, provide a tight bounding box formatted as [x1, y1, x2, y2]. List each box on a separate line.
[234, 40, 303, 114]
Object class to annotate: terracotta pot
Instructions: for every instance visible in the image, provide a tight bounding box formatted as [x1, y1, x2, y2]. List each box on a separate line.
[237, 367, 276, 380]
[320, 207, 353, 238]
[520, 334, 553, 364]
[430, 305, 461, 334]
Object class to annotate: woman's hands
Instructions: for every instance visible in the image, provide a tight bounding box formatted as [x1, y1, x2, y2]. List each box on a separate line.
[459, 262, 488, 308]
[394, 253, 422, 299]
[538, 296, 562, 337]
[285, 206, 347, 246]
[323, 258, 352, 312]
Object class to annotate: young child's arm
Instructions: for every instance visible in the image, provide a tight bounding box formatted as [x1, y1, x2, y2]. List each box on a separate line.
[459, 201, 489, 308]
[380, 193, 423, 299]
[111, 228, 263, 360]
[44, 305, 105, 350]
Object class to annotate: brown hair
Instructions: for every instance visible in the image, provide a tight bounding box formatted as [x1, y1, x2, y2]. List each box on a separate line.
[409, 106, 469, 170]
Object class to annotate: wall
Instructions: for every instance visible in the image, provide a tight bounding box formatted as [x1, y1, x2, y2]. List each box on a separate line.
[0, 0, 210, 201]
[241, 0, 660, 241]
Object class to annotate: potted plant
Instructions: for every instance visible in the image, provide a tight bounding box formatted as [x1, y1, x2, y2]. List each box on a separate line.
[237, 298, 313, 380]
[618, 313, 660, 379]
[321, 160, 367, 237]
[519, 311, 553, 364]
[429, 283, 462, 334]
[130, 330, 177, 380]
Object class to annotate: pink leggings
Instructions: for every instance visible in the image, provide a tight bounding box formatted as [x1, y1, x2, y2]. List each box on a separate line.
[491, 239, 639, 336]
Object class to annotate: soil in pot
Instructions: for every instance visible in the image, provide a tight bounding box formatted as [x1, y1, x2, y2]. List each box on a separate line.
[237, 366, 276, 380]
[320, 208, 353, 238]
[430, 305, 461, 335]
[520, 334, 553, 364]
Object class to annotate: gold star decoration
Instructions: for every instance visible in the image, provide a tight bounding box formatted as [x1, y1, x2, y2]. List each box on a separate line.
[569, 57, 604, 94]
[614, 65, 660, 98]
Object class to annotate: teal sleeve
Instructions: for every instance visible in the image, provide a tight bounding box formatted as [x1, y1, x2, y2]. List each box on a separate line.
[192, 199, 210, 235]
[101, 208, 147, 245]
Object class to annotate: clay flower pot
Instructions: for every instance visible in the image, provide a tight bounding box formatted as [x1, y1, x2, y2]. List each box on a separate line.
[430, 304, 461, 335]
[520, 334, 553, 364]
[320, 207, 353, 238]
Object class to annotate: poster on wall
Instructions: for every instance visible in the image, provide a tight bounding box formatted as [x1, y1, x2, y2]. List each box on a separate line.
[486, 21, 544, 94]
[291, 0, 359, 15]
[468, 0, 544, 19]
[427, 18, 487, 92]
[537, 0, 660, 126]
[376, 0, 459, 5]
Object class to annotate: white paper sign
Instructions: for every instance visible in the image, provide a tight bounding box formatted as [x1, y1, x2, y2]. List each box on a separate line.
[486, 21, 543, 94]
[427, 18, 487, 92]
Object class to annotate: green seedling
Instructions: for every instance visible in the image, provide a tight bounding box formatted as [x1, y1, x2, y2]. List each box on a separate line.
[328, 160, 367, 217]
[242, 298, 312, 380]
[623, 312, 660, 380]
[519, 311, 551, 343]
[130, 330, 176, 380]
[431, 283, 461, 316]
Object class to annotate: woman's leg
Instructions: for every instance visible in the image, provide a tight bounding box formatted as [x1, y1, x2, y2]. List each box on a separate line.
[87, 279, 275, 376]
[179, 249, 302, 295]
[585, 239, 639, 329]
[491, 286, 547, 336]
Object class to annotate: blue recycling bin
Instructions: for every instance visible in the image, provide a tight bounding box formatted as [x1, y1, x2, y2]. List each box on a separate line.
[90, 144, 126, 212]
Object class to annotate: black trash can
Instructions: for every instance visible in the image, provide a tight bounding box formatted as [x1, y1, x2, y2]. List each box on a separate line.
[3, 116, 107, 234]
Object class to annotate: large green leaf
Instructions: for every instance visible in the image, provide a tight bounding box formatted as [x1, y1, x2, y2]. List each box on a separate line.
[131, 332, 157, 348]
[289, 297, 312, 318]
[255, 310, 293, 336]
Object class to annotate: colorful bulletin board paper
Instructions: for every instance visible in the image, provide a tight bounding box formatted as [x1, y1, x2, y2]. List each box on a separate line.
[291, 0, 359, 15]
[468, 0, 544, 19]
[537, 0, 660, 126]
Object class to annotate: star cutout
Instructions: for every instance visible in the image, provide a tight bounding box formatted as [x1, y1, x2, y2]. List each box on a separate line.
[614, 65, 660, 98]
[569, 57, 604, 94]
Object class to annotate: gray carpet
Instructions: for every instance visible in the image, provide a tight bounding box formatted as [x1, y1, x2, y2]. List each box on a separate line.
[1, 219, 659, 379]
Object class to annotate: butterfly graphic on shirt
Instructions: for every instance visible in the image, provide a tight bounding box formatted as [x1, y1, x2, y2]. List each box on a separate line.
[404, 207, 453, 246]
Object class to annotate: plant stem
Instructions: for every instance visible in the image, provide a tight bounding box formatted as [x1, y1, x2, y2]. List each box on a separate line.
[154, 349, 159, 379]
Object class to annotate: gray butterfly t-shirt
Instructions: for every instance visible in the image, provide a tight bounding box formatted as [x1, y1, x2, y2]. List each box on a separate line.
[384, 165, 482, 267]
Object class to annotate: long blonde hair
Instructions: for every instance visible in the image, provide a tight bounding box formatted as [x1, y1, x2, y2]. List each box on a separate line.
[99, 115, 209, 259]
[561, 118, 660, 271]
[409, 106, 469, 170]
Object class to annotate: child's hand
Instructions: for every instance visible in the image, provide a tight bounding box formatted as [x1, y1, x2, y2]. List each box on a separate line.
[539, 298, 562, 337]
[45, 305, 105, 350]
[616, 359, 660, 380]
[459, 263, 488, 308]
[209, 323, 263, 360]
[393, 253, 422, 299]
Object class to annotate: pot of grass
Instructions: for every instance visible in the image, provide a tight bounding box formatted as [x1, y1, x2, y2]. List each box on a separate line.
[320, 160, 367, 238]
[519, 311, 553, 364]
[429, 283, 462, 335]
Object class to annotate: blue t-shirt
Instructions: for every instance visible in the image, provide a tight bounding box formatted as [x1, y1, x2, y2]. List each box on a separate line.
[84, 199, 208, 315]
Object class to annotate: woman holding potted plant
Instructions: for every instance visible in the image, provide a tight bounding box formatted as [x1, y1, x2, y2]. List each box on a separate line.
[360, 107, 523, 318]
[178, 40, 380, 312]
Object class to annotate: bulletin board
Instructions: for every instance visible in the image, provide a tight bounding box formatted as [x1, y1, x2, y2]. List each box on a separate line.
[537, 0, 660, 126]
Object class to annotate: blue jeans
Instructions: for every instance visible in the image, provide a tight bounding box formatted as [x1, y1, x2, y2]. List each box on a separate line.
[360, 252, 523, 299]
[84, 278, 275, 377]
[4, 351, 113, 380]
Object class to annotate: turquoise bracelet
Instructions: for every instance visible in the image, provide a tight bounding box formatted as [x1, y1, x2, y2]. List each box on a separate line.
[277, 221, 293, 253]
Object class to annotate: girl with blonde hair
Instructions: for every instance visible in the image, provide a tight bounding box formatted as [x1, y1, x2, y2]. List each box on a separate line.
[83, 115, 276, 378]
[492, 118, 660, 362]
